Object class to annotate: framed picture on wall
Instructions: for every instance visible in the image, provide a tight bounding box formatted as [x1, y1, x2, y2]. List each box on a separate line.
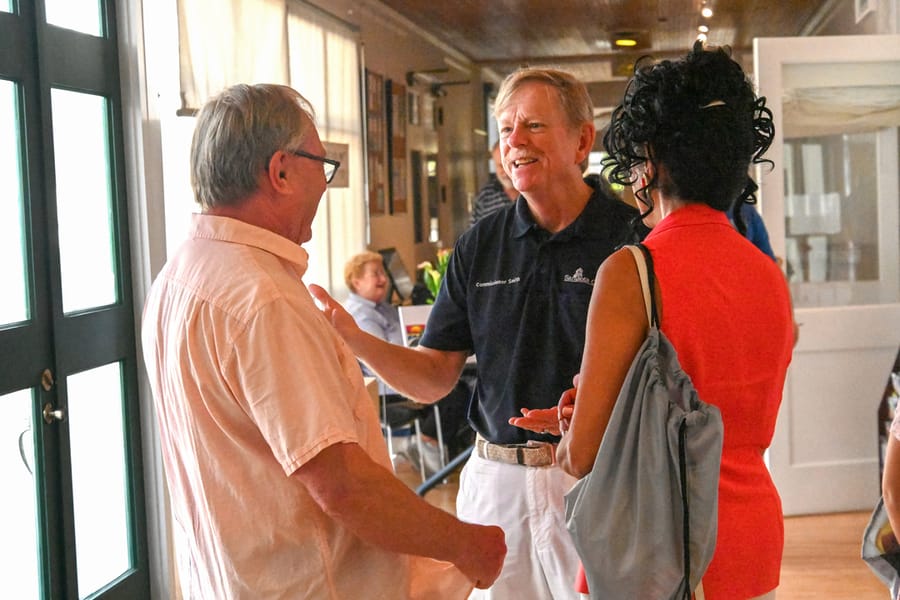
[386, 79, 408, 214]
[408, 90, 420, 126]
[365, 69, 387, 216]
[422, 93, 435, 130]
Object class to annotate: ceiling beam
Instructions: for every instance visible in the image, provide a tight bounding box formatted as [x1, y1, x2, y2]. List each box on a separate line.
[471, 44, 754, 70]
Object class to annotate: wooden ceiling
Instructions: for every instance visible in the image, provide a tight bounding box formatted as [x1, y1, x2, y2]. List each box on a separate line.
[378, 0, 830, 106]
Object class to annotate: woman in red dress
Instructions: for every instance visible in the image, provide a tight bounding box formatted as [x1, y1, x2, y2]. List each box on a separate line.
[512, 42, 794, 599]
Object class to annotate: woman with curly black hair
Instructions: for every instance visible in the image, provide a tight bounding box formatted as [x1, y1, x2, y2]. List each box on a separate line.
[513, 42, 795, 598]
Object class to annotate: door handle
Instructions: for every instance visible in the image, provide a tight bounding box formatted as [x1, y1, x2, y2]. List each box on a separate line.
[18, 426, 33, 475]
[42, 403, 65, 424]
[40, 368, 64, 423]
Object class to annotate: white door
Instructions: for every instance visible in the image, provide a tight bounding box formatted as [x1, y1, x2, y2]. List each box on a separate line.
[754, 35, 900, 515]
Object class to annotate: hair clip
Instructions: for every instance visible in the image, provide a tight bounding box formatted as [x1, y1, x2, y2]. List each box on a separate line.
[700, 100, 726, 109]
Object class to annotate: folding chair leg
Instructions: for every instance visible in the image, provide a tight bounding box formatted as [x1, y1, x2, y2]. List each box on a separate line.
[384, 423, 394, 462]
[413, 419, 426, 481]
[432, 405, 447, 470]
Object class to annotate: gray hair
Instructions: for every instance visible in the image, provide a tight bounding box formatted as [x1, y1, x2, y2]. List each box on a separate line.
[190, 84, 316, 209]
[493, 67, 593, 131]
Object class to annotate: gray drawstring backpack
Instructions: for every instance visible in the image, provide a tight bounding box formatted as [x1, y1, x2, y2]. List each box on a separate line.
[564, 244, 724, 599]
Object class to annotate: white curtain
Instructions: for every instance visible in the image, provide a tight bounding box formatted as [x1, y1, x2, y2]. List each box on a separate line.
[783, 85, 900, 138]
[779, 60, 900, 140]
[177, 0, 289, 110]
[176, 0, 366, 295]
[288, 3, 365, 297]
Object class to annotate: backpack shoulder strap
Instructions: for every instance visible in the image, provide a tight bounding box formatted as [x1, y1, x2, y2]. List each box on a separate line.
[625, 244, 659, 328]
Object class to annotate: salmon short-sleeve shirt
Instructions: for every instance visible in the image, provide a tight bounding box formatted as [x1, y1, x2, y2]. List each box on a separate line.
[142, 214, 409, 599]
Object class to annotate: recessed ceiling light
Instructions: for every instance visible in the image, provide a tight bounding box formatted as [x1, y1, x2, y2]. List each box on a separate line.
[701, 6, 713, 18]
[698, 25, 709, 33]
[697, 33, 708, 43]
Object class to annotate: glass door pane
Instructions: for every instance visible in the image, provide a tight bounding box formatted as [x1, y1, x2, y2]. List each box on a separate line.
[783, 130, 899, 307]
[0, 388, 41, 599]
[50, 89, 118, 314]
[1, 79, 29, 325]
[43, 0, 102, 36]
[67, 362, 131, 597]
[779, 60, 900, 309]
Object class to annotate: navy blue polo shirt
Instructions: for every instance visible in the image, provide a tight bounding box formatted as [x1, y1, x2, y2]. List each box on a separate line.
[420, 179, 641, 444]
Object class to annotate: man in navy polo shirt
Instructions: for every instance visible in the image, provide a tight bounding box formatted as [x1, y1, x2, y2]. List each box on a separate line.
[311, 67, 640, 599]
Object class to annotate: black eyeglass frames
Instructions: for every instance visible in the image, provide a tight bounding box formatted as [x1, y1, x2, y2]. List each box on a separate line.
[290, 149, 341, 184]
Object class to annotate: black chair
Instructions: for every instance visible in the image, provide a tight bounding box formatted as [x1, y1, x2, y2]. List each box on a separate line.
[380, 389, 446, 482]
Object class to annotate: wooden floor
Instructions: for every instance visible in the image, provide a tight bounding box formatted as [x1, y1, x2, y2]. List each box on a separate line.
[397, 461, 888, 599]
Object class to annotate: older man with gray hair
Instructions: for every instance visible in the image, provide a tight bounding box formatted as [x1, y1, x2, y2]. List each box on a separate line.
[142, 83, 505, 599]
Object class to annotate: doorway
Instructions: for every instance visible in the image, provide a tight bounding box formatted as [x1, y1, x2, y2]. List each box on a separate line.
[755, 34, 900, 515]
[0, 2, 149, 597]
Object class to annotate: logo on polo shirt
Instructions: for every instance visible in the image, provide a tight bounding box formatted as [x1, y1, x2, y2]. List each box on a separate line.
[564, 268, 594, 286]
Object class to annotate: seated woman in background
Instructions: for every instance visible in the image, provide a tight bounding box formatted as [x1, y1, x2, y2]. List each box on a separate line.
[344, 251, 473, 470]
[512, 42, 794, 599]
[344, 251, 405, 371]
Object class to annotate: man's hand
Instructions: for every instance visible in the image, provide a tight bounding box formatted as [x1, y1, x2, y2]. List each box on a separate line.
[508, 407, 562, 436]
[309, 283, 360, 342]
[453, 524, 506, 589]
[508, 372, 579, 435]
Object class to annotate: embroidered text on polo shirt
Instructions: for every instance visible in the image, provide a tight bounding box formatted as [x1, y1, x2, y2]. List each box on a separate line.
[475, 276, 522, 287]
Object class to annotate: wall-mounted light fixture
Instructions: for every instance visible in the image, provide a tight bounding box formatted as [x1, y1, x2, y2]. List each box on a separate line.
[406, 68, 446, 87]
[406, 69, 470, 97]
[430, 80, 470, 97]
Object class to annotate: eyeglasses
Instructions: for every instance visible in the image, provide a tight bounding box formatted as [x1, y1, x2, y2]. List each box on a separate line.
[289, 149, 341, 184]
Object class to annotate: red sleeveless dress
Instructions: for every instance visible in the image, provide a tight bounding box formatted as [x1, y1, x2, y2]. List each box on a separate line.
[575, 204, 793, 598]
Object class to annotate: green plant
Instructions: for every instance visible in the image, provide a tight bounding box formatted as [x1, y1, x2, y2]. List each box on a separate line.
[417, 248, 452, 304]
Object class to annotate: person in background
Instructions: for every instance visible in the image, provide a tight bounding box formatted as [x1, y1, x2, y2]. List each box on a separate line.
[344, 251, 405, 380]
[141, 83, 505, 599]
[311, 67, 641, 600]
[882, 363, 900, 600]
[470, 140, 518, 225]
[512, 42, 794, 599]
[343, 250, 472, 470]
[729, 202, 775, 260]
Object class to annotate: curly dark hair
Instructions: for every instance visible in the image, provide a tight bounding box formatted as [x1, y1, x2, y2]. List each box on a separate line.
[602, 41, 774, 234]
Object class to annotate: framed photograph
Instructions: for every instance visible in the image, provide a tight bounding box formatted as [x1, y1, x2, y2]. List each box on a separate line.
[422, 93, 435, 130]
[408, 90, 420, 126]
[365, 70, 386, 215]
[386, 79, 408, 214]
[322, 141, 349, 188]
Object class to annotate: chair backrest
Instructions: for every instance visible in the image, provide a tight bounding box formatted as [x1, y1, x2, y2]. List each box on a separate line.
[378, 247, 415, 303]
[397, 304, 432, 348]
